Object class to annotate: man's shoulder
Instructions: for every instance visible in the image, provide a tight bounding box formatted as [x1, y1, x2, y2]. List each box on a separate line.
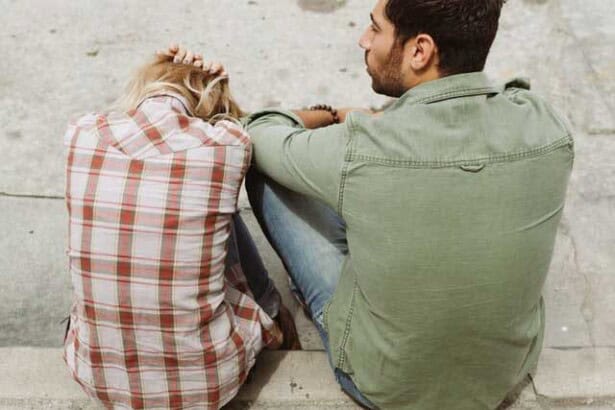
[499, 77, 573, 142]
[345, 77, 573, 164]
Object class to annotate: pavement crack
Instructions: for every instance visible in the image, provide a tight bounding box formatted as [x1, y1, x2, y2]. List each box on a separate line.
[550, 0, 615, 128]
[528, 375, 551, 409]
[0, 191, 64, 200]
[548, 345, 615, 350]
[559, 217, 596, 347]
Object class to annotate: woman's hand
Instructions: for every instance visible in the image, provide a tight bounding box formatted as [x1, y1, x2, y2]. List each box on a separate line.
[157, 43, 227, 76]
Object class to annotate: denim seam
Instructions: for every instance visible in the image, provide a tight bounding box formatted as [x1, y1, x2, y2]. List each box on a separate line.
[543, 102, 575, 157]
[336, 277, 358, 370]
[337, 119, 355, 216]
[347, 135, 572, 168]
[322, 299, 331, 334]
[411, 86, 500, 105]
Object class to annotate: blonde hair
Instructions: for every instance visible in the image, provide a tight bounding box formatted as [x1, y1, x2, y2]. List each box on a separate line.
[113, 54, 244, 125]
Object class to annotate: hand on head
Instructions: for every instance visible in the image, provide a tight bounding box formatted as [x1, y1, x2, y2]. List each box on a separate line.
[157, 43, 227, 77]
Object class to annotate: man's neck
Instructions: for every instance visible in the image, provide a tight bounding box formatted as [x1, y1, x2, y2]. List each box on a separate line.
[404, 67, 442, 91]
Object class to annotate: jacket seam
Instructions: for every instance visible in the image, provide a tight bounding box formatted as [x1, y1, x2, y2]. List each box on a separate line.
[543, 104, 575, 158]
[336, 119, 355, 216]
[348, 135, 572, 168]
[412, 86, 500, 105]
[336, 277, 358, 370]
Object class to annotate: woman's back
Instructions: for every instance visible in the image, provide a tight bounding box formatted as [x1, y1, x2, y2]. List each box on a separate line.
[64, 73, 281, 409]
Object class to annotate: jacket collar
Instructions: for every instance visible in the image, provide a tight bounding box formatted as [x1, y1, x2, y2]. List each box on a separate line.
[394, 72, 500, 107]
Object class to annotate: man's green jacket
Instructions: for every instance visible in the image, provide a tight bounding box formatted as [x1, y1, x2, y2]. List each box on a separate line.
[246, 72, 573, 409]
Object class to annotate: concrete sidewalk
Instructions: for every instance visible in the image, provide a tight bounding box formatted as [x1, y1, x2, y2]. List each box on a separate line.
[0, 349, 359, 410]
[1, 347, 614, 409]
[1, 0, 614, 409]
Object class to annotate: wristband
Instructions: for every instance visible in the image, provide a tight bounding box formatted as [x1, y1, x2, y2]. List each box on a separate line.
[309, 104, 340, 124]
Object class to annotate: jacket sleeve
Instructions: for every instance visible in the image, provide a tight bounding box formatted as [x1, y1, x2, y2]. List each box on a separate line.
[245, 109, 349, 211]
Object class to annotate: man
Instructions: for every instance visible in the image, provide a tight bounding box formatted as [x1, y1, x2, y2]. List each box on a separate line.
[171, 0, 573, 408]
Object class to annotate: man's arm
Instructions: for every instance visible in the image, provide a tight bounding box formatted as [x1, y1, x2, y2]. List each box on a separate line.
[292, 109, 337, 129]
[293, 107, 374, 128]
[245, 109, 351, 211]
[156, 45, 372, 208]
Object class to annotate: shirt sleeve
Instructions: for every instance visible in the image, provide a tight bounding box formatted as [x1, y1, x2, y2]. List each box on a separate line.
[245, 109, 349, 211]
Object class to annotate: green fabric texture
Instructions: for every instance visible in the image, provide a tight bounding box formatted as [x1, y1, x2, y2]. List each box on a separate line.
[246, 72, 573, 409]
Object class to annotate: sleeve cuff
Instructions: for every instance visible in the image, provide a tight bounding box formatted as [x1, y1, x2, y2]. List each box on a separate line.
[243, 108, 306, 129]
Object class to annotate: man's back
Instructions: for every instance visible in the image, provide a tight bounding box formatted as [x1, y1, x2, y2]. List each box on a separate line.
[246, 72, 573, 409]
[326, 73, 573, 408]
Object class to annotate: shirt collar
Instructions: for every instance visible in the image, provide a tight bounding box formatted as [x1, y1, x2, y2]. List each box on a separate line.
[136, 92, 194, 116]
[394, 72, 500, 107]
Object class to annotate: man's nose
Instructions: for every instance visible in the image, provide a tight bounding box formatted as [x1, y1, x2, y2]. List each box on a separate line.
[358, 28, 371, 50]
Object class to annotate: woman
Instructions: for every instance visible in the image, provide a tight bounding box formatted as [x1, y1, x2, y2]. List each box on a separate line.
[63, 51, 299, 410]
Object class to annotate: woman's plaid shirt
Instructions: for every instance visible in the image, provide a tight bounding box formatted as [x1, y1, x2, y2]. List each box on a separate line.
[63, 94, 282, 409]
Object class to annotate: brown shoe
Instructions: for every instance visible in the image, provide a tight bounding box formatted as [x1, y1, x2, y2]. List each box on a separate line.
[274, 304, 302, 350]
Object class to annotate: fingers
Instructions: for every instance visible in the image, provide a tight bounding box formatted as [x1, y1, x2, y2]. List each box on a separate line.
[209, 62, 224, 75]
[202, 61, 225, 74]
[173, 46, 187, 63]
[168, 45, 200, 66]
[192, 53, 204, 68]
[157, 43, 179, 57]
[183, 50, 194, 64]
[159, 45, 227, 77]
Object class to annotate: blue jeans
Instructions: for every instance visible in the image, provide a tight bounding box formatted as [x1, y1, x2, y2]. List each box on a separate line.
[245, 170, 376, 410]
[226, 213, 281, 318]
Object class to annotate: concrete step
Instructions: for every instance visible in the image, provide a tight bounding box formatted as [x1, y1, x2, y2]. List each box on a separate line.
[0, 348, 357, 410]
[1, 348, 615, 409]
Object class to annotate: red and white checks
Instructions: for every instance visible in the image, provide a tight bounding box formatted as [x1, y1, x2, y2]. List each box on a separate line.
[63, 93, 282, 409]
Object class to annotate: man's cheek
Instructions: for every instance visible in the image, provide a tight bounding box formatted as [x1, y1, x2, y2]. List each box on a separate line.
[366, 54, 376, 71]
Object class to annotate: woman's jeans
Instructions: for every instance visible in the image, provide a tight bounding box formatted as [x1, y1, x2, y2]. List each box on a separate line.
[242, 169, 376, 409]
[226, 212, 281, 319]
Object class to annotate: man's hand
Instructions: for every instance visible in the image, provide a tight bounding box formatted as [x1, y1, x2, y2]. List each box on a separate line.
[157, 43, 227, 76]
[292, 107, 377, 129]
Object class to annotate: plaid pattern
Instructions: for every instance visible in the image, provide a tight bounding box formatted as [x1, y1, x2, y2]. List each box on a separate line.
[63, 94, 282, 410]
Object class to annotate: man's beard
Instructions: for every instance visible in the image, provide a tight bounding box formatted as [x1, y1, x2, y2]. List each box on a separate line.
[368, 45, 406, 98]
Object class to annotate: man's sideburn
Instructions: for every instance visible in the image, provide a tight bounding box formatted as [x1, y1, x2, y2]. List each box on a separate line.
[373, 41, 406, 97]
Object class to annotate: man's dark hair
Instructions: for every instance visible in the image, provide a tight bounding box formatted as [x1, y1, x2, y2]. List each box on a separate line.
[385, 0, 506, 76]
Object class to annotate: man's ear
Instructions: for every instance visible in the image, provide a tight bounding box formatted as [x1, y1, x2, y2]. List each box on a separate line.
[408, 34, 437, 71]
